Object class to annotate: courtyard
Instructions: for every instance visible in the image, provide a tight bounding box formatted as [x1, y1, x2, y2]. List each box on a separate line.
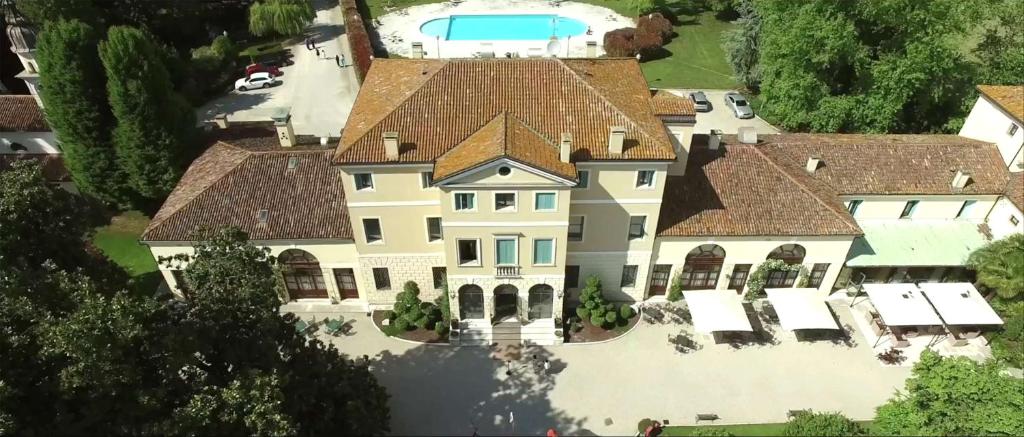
[291, 299, 911, 436]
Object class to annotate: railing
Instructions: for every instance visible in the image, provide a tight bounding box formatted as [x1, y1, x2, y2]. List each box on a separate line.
[495, 265, 521, 278]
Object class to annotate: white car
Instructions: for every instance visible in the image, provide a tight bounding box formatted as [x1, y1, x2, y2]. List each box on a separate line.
[235, 72, 277, 91]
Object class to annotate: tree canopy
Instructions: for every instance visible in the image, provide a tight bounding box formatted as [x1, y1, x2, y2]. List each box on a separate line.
[874, 350, 1024, 436]
[248, 0, 314, 37]
[967, 233, 1024, 300]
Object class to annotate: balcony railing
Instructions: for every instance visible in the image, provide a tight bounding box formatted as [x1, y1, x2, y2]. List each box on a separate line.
[495, 265, 521, 278]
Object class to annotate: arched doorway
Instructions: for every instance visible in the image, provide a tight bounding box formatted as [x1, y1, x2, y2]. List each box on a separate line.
[279, 249, 328, 299]
[458, 285, 484, 319]
[493, 284, 518, 322]
[680, 244, 726, 290]
[527, 284, 554, 320]
[766, 244, 806, 287]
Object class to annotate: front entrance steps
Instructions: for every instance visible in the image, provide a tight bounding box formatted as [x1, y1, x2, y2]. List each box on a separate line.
[451, 318, 560, 346]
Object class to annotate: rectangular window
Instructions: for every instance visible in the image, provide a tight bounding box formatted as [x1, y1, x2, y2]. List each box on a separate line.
[729, 264, 752, 292]
[354, 173, 374, 191]
[372, 268, 391, 290]
[620, 265, 638, 287]
[1009, 123, 1019, 136]
[426, 217, 443, 242]
[628, 216, 646, 240]
[847, 199, 863, 216]
[362, 218, 383, 244]
[1012, 215, 1020, 226]
[956, 200, 977, 219]
[577, 170, 590, 189]
[420, 171, 433, 188]
[636, 170, 655, 188]
[808, 263, 830, 288]
[650, 264, 671, 291]
[533, 238, 555, 265]
[565, 265, 580, 288]
[457, 239, 480, 266]
[333, 268, 358, 298]
[534, 192, 557, 211]
[899, 200, 920, 219]
[431, 266, 447, 289]
[494, 192, 517, 212]
[454, 192, 476, 211]
[495, 237, 517, 265]
[568, 216, 585, 241]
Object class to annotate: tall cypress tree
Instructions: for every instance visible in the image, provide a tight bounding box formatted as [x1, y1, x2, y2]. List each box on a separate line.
[35, 19, 126, 204]
[99, 26, 194, 200]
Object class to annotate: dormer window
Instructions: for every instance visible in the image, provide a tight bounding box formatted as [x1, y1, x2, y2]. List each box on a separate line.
[257, 209, 269, 224]
[354, 173, 374, 191]
[636, 170, 655, 189]
[287, 156, 299, 169]
[1008, 123, 1019, 136]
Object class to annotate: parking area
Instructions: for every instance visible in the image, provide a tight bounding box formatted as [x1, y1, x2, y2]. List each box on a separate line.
[197, 0, 359, 137]
[664, 89, 781, 135]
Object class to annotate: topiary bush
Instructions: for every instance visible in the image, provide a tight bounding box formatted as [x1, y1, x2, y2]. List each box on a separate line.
[637, 12, 673, 39]
[393, 281, 444, 332]
[781, 412, 864, 436]
[604, 310, 618, 326]
[667, 269, 684, 302]
[576, 306, 591, 319]
[393, 317, 411, 332]
[603, 27, 637, 57]
[619, 304, 635, 320]
[590, 314, 606, 327]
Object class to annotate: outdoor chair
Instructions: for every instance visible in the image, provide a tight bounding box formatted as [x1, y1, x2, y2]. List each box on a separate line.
[294, 319, 316, 336]
[324, 319, 353, 336]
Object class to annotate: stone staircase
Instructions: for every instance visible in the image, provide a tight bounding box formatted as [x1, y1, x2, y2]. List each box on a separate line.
[451, 318, 561, 346]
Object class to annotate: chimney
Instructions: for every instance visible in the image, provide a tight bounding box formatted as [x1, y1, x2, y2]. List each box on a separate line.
[271, 108, 294, 147]
[559, 132, 572, 163]
[213, 113, 229, 129]
[586, 41, 597, 58]
[608, 126, 625, 155]
[383, 131, 400, 160]
[952, 169, 972, 189]
[806, 156, 822, 173]
[708, 129, 721, 150]
[411, 42, 424, 59]
[738, 126, 757, 144]
[320, 136, 329, 147]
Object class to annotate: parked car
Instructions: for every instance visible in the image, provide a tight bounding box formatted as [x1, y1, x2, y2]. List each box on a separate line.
[245, 62, 282, 77]
[235, 72, 277, 92]
[724, 92, 754, 119]
[689, 91, 711, 112]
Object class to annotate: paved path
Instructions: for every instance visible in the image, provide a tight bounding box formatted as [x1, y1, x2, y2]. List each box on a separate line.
[664, 89, 781, 135]
[294, 302, 910, 436]
[197, 0, 359, 137]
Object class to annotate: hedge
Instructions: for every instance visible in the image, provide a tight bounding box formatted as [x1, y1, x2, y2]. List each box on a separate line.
[340, 0, 374, 83]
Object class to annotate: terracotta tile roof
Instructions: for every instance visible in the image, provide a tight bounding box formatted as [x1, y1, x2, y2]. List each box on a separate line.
[433, 112, 577, 182]
[753, 134, 1011, 195]
[336, 58, 676, 164]
[142, 128, 350, 242]
[0, 153, 69, 182]
[1006, 172, 1023, 211]
[0, 95, 48, 131]
[978, 85, 1023, 122]
[658, 136, 861, 237]
[649, 90, 695, 117]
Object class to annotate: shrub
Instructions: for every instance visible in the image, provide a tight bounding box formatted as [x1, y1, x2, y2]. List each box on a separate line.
[435, 284, 451, 325]
[667, 270, 684, 302]
[393, 317, 410, 332]
[781, 412, 864, 436]
[619, 304, 635, 320]
[637, 12, 673, 39]
[210, 35, 237, 59]
[433, 321, 448, 336]
[604, 311, 618, 325]
[590, 314, 606, 328]
[576, 306, 591, 319]
[591, 304, 607, 318]
[632, 29, 663, 60]
[692, 427, 734, 436]
[989, 300, 1023, 368]
[603, 27, 636, 57]
[414, 315, 430, 330]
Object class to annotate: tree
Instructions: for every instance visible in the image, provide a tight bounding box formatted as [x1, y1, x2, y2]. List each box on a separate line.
[99, 26, 195, 199]
[14, 0, 99, 26]
[248, 0, 314, 37]
[874, 350, 1024, 436]
[721, 0, 761, 90]
[782, 412, 864, 436]
[973, 0, 1024, 85]
[35, 19, 127, 205]
[967, 234, 1024, 299]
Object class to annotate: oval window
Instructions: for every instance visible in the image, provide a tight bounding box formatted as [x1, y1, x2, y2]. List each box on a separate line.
[497, 166, 512, 176]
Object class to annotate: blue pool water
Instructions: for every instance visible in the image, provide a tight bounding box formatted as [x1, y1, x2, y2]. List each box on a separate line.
[421, 14, 588, 41]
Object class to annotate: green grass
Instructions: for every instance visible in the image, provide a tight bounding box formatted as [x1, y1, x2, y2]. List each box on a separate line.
[642, 12, 741, 90]
[92, 211, 157, 277]
[661, 421, 876, 436]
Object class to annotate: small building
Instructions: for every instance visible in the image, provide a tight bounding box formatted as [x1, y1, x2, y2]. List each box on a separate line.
[960, 85, 1023, 171]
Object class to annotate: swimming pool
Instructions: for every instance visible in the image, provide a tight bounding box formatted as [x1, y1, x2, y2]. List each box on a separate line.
[420, 14, 588, 41]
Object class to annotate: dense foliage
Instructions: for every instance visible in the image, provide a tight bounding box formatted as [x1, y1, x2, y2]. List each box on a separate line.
[666, 269, 684, 302]
[874, 350, 1024, 436]
[744, 259, 807, 300]
[781, 412, 864, 436]
[35, 20, 127, 205]
[1, 166, 391, 434]
[385, 281, 443, 335]
[988, 299, 1024, 369]
[100, 26, 195, 200]
[603, 13, 673, 61]
[248, 0, 315, 37]
[574, 276, 634, 329]
[967, 234, 1024, 300]
[721, 0, 760, 90]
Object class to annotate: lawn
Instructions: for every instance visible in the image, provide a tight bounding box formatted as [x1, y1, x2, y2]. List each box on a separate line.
[642, 12, 740, 90]
[92, 210, 157, 277]
[661, 421, 876, 436]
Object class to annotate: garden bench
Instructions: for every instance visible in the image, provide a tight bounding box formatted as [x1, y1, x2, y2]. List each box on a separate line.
[694, 413, 719, 423]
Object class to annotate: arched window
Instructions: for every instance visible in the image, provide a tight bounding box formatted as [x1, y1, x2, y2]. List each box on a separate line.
[680, 244, 726, 290]
[766, 244, 806, 287]
[493, 284, 519, 321]
[528, 284, 554, 320]
[279, 249, 328, 299]
[458, 285, 484, 319]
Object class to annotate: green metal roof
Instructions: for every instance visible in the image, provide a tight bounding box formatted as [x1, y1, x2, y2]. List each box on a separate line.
[846, 220, 990, 267]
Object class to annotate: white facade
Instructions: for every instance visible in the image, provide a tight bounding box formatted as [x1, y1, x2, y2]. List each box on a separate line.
[960, 94, 1024, 171]
[987, 198, 1023, 241]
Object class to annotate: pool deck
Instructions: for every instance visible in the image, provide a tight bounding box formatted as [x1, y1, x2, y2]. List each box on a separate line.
[374, 0, 633, 59]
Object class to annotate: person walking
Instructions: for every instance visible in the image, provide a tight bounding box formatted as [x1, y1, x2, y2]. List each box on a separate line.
[305, 37, 312, 50]
[335, 54, 341, 67]
[315, 47, 321, 58]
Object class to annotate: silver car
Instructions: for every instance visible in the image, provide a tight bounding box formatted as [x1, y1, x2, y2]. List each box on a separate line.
[724, 92, 754, 119]
[689, 91, 711, 112]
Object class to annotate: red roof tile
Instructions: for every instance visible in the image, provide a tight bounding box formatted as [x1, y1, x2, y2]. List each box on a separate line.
[0, 95, 48, 132]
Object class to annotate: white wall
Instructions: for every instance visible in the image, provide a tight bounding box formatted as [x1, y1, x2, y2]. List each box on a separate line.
[988, 198, 1024, 241]
[959, 95, 1024, 171]
[0, 132, 59, 154]
[841, 195, 999, 222]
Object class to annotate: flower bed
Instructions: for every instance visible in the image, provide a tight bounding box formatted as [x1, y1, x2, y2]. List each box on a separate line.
[371, 310, 448, 343]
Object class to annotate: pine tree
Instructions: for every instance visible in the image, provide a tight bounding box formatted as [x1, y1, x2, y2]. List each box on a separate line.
[99, 26, 194, 200]
[35, 19, 126, 204]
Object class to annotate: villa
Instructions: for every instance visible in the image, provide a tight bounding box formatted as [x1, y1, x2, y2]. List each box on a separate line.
[141, 59, 1021, 345]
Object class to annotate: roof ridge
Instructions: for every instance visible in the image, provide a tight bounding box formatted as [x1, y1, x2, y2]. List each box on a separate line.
[749, 144, 861, 233]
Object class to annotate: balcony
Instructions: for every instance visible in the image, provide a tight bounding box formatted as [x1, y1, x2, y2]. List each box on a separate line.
[495, 265, 521, 278]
